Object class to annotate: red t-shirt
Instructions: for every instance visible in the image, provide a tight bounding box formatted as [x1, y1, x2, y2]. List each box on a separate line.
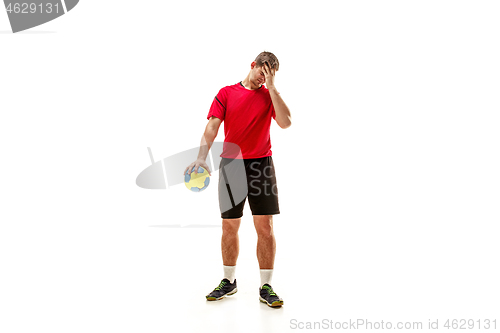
[207, 82, 276, 159]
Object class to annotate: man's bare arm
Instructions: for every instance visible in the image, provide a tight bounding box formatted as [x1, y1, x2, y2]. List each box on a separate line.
[268, 87, 292, 129]
[262, 62, 292, 129]
[184, 116, 222, 175]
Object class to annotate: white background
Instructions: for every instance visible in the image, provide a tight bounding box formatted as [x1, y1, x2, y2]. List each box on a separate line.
[1, 1, 499, 332]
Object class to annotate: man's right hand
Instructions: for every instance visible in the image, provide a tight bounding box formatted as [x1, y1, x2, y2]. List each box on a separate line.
[184, 159, 212, 176]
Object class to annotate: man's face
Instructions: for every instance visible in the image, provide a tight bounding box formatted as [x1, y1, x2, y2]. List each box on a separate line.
[251, 63, 267, 85]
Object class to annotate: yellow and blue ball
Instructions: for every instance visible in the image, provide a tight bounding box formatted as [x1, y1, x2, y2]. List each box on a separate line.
[184, 166, 210, 192]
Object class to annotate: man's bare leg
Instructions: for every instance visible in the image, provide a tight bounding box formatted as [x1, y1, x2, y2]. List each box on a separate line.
[253, 215, 276, 269]
[206, 218, 241, 301]
[222, 218, 241, 266]
[254, 215, 283, 306]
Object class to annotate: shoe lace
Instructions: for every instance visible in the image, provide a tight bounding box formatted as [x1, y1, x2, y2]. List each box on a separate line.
[215, 280, 227, 291]
[262, 285, 277, 296]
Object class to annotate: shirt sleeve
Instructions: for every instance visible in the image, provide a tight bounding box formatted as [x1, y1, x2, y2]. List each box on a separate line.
[270, 102, 276, 120]
[207, 87, 227, 121]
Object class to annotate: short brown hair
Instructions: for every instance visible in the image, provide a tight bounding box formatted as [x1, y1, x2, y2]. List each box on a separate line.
[255, 51, 279, 71]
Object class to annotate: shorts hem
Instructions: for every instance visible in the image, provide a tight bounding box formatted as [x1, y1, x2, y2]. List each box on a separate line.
[251, 211, 280, 216]
[221, 215, 244, 219]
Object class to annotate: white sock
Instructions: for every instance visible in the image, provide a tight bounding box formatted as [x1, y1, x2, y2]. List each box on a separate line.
[260, 269, 273, 287]
[223, 265, 236, 284]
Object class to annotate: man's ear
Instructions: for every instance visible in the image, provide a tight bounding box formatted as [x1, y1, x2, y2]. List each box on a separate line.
[251, 61, 257, 69]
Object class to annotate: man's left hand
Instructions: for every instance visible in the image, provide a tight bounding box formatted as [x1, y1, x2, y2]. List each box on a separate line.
[262, 62, 276, 89]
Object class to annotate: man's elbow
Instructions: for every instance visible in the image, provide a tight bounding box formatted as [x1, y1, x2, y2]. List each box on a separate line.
[278, 117, 292, 129]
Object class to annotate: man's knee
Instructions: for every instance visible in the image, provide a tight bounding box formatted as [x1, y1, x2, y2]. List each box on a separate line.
[254, 215, 273, 236]
[222, 218, 241, 235]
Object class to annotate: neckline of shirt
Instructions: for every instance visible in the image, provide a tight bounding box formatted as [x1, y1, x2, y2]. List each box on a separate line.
[239, 81, 263, 91]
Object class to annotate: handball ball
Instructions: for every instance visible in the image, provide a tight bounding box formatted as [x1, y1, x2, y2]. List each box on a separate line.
[184, 166, 210, 192]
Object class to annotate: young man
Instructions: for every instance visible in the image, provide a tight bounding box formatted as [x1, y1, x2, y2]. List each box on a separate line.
[184, 51, 291, 307]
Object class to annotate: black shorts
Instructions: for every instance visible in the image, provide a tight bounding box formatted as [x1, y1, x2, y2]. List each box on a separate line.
[218, 156, 280, 219]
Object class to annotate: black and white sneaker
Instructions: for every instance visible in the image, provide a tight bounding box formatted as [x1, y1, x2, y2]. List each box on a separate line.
[259, 284, 284, 307]
[206, 278, 238, 301]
